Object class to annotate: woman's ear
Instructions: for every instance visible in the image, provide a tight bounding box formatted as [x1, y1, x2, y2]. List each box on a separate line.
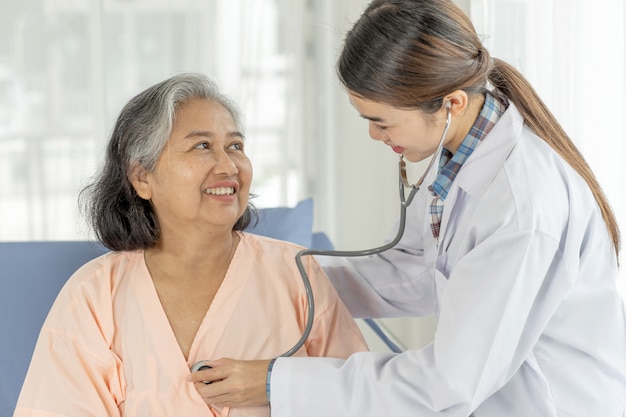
[129, 164, 152, 200]
[443, 90, 469, 116]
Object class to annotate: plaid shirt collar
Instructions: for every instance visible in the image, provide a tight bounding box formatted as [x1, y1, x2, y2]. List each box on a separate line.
[429, 91, 508, 201]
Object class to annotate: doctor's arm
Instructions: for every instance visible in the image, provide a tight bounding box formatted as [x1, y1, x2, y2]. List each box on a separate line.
[263, 229, 569, 416]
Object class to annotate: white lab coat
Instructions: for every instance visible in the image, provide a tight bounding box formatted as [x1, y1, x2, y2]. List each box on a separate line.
[270, 103, 626, 416]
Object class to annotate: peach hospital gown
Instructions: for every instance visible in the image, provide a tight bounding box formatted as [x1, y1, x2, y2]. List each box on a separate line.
[14, 232, 368, 417]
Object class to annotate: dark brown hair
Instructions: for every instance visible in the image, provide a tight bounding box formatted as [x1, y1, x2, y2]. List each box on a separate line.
[337, 0, 620, 256]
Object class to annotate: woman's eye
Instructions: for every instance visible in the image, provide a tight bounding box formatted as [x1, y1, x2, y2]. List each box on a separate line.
[229, 142, 244, 151]
[195, 142, 210, 150]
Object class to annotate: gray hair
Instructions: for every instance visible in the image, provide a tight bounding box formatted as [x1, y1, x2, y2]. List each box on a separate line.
[124, 72, 244, 172]
[79, 73, 254, 251]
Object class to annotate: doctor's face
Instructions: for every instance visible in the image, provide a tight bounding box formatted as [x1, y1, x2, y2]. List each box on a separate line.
[348, 92, 449, 163]
[132, 98, 252, 235]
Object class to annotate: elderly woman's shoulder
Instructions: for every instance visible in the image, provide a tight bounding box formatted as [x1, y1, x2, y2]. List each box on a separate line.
[238, 231, 307, 255]
[61, 249, 144, 298]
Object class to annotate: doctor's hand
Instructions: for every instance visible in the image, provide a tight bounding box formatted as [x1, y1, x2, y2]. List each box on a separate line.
[189, 358, 271, 408]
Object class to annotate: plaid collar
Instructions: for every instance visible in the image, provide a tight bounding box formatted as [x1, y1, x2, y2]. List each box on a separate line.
[429, 91, 508, 201]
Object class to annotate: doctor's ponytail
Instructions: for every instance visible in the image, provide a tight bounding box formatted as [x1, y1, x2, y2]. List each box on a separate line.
[488, 59, 620, 257]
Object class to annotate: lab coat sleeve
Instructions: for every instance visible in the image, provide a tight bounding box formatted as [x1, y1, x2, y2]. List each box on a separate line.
[14, 271, 125, 417]
[316, 198, 437, 319]
[270, 228, 568, 416]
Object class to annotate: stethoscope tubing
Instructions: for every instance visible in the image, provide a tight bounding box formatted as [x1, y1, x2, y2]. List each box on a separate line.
[283, 106, 452, 357]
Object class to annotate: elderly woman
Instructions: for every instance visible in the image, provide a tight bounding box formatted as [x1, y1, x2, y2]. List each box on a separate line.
[14, 73, 367, 417]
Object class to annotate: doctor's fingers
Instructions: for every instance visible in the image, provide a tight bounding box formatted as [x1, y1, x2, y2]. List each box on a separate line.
[194, 375, 268, 408]
[191, 358, 270, 407]
[188, 357, 265, 384]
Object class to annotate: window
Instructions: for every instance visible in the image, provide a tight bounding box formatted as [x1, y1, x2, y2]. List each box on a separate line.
[0, 0, 320, 240]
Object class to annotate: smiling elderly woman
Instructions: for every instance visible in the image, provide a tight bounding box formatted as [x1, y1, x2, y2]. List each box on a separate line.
[13, 73, 367, 417]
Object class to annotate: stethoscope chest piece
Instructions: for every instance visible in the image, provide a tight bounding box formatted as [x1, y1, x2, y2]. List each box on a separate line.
[191, 361, 213, 384]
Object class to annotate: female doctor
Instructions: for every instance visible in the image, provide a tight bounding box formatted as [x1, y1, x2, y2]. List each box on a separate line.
[189, 0, 626, 415]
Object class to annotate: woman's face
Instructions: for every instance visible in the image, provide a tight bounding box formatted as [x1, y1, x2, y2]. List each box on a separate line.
[132, 98, 252, 235]
[348, 92, 453, 163]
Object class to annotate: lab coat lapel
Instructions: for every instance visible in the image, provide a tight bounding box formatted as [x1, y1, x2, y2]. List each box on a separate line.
[438, 103, 524, 253]
[438, 186, 458, 255]
[420, 155, 443, 267]
[454, 103, 523, 198]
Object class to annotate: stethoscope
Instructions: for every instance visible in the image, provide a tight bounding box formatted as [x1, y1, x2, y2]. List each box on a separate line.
[191, 103, 451, 374]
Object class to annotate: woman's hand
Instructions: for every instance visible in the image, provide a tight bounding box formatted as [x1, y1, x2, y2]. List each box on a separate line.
[189, 358, 272, 408]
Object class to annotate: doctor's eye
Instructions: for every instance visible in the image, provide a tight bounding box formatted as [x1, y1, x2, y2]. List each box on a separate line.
[372, 123, 387, 132]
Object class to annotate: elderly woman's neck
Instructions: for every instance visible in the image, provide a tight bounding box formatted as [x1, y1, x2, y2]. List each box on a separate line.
[145, 231, 240, 283]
